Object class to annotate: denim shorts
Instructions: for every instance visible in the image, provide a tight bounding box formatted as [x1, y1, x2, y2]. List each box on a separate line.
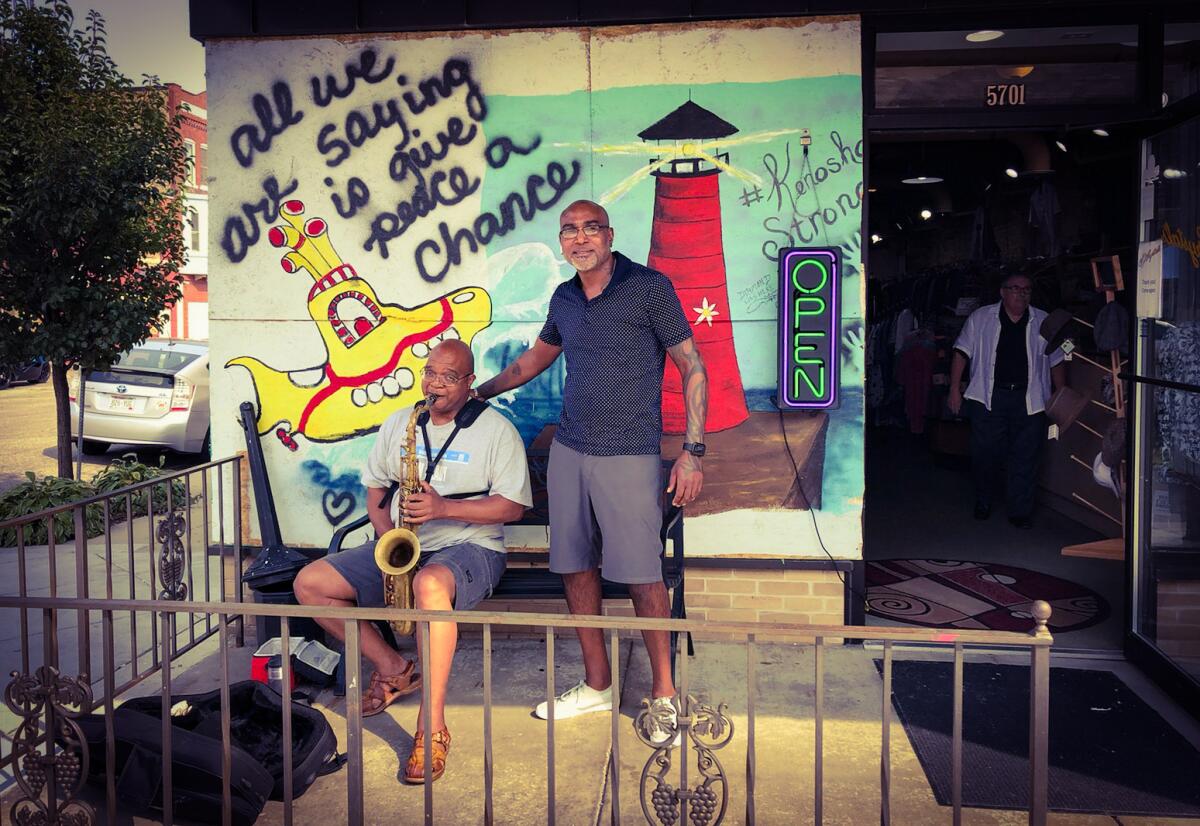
[324, 540, 506, 611]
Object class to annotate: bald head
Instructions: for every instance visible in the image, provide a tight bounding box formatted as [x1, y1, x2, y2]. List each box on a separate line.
[561, 200, 609, 226]
[430, 339, 474, 376]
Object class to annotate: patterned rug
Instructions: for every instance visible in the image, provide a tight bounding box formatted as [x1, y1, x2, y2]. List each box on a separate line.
[866, 559, 1108, 633]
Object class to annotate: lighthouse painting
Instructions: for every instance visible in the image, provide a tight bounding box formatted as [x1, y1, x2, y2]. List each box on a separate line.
[581, 102, 803, 433]
[640, 100, 749, 433]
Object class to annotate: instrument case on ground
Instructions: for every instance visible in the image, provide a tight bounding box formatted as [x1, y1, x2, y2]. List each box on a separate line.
[73, 680, 343, 825]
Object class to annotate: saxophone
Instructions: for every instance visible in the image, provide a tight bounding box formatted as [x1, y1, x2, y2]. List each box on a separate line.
[374, 394, 435, 636]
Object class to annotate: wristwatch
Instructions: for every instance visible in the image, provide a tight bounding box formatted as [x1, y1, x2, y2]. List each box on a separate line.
[681, 442, 706, 457]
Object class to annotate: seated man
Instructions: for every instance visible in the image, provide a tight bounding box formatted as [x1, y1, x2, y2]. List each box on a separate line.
[294, 339, 531, 783]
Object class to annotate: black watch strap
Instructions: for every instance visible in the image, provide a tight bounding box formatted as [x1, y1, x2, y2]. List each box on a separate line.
[682, 442, 706, 457]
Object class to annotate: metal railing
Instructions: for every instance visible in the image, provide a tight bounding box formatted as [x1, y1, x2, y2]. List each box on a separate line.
[0, 456, 245, 775]
[0, 595, 1053, 826]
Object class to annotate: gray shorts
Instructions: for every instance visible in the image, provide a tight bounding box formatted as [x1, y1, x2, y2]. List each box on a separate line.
[548, 440, 664, 585]
[324, 540, 506, 611]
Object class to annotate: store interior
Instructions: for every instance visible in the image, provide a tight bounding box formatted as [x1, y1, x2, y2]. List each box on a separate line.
[862, 127, 1139, 651]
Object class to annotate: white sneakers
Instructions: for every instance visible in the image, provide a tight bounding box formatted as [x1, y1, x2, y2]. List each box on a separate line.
[644, 696, 682, 748]
[534, 679, 613, 720]
[534, 682, 682, 749]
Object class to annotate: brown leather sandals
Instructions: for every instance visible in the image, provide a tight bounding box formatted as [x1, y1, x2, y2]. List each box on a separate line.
[404, 728, 451, 783]
[361, 660, 422, 717]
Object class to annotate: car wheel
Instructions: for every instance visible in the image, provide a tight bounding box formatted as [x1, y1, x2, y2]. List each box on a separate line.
[36, 363, 50, 383]
[81, 439, 109, 456]
[0, 371, 10, 391]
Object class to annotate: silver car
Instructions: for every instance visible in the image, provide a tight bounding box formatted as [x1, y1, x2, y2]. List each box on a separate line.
[69, 340, 210, 456]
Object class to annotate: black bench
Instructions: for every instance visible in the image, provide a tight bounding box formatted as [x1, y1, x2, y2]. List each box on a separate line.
[327, 449, 693, 677]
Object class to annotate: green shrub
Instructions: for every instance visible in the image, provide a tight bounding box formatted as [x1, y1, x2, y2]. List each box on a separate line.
[0, 454, 189, 547]
[92, 454, 187, 518]
[0, 473, 102, 547]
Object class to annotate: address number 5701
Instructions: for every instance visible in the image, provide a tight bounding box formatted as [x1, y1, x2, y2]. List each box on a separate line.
[985, 83, 1026, 106]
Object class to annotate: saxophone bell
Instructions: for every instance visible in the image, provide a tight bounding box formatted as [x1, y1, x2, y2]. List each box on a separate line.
[374, 527, 420, 578]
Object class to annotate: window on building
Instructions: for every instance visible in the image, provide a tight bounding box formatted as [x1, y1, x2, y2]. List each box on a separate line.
[183, 139, 196, 186]
[187, 207, 200, 250]
[199, 143, 207, 186]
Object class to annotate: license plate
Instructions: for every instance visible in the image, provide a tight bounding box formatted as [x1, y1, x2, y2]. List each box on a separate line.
[108, 395, 136, 412]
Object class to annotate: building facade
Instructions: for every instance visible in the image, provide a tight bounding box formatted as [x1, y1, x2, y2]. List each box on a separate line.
[157, 83, 209, 340]
[191, 1, 1200, 708]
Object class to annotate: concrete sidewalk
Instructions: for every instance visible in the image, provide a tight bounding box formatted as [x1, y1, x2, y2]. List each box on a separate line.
[43, 629, 1198, 826]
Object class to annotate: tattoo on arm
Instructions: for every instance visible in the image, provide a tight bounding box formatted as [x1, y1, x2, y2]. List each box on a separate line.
[669, 338, 709, 444]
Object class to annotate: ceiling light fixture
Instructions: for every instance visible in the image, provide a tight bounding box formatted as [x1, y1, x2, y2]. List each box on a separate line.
[1005, 168, 1019, 178]
[901, 175, 944, 185]
[966, 30, 1005, 43]
[871, 233, 883, 244]
[919, 208, 933, 220]
[1163, 168, 1188, 179]
[1093, 127, 1110, 137]
[1054, 139, 1068, 152]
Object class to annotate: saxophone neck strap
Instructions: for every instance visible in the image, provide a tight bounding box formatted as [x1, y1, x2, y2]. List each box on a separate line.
[418, 397, 492, 485]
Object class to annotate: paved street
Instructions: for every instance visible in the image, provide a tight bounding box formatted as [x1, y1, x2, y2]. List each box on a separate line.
[0, 379, 201, 493]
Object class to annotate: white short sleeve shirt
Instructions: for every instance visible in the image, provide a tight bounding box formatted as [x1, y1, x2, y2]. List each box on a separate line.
[361, 405, 533, 553]
[953, 302, 1065, 414]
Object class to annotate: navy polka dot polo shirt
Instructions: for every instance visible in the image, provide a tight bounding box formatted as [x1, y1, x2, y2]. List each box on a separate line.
[539, 251, 693, 456]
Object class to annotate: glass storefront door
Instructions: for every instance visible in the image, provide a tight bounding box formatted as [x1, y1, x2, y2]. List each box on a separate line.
[1131, 113, 1200, 697]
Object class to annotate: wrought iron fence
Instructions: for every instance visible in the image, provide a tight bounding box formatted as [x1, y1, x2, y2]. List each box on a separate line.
[0, 457, 245, 776]
[0, 595, 1053, 826]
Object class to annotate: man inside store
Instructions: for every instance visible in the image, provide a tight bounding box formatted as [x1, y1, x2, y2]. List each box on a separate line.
[948, 273, 1066, 529]
[294, 339, 532, 783]
[474, 199, 708, 748]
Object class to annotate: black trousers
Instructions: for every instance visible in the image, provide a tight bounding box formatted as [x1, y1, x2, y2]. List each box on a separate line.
[967, 387, 1047, 518]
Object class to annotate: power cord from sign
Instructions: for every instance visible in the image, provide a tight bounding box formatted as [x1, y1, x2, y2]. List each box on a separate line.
[776, 397, 871, 615]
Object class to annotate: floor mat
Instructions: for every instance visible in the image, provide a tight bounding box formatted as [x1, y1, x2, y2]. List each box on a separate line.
[867, 558, 1107, 633]
[881, 660, 1200, 816]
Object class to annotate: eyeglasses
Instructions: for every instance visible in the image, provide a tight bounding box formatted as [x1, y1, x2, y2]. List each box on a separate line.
[421, 367, 467, 386]
[558, 223, 609, 241]
[1002, 286, 1032, 295]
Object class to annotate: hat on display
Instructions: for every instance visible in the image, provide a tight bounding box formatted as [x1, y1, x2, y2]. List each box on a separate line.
[1091, 452, 1122, 499]
[1093, 302, 1130, 353]
[1101, 418, 1126, 470]
[1046, 386, 1089, 432]
[1040, 309, 1075, 355]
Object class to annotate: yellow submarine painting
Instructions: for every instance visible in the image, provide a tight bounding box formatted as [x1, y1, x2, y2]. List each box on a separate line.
[227, 199, 491, 449]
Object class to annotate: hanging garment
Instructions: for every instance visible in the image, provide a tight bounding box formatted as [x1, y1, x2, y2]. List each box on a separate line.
[1027, 179, 1060, 258]
[897, 330, 937, 434]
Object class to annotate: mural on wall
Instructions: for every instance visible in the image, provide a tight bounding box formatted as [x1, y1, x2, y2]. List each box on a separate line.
[207, 19, 865, 554]
[227, 199, 491, 447]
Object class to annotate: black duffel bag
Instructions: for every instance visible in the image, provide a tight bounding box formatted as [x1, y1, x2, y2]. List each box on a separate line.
[74, 680, 343, 825]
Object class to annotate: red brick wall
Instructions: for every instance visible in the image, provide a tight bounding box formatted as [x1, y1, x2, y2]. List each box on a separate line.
[1157, 579, 1200, 681]
[467, 564, 847, 639]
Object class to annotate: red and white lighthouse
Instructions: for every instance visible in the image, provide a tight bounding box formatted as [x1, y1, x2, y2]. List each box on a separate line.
[641, 101, 749, 433]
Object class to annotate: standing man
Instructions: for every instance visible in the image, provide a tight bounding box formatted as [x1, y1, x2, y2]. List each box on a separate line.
[948, 274, 1066, 529]
[475, 199, 707, 746]
[295, 339, 532, 783]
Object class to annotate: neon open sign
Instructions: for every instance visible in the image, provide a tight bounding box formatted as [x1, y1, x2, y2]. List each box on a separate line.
[778, 247, 840, 410]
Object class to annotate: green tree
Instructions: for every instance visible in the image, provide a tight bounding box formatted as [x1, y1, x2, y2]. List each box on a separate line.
[0, 0, 188, 477]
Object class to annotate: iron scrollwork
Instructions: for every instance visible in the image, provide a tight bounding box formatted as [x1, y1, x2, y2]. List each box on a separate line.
[636, 694, 733, 826]
[5, 666, 95, 825]
[157, 509, 188, 600]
